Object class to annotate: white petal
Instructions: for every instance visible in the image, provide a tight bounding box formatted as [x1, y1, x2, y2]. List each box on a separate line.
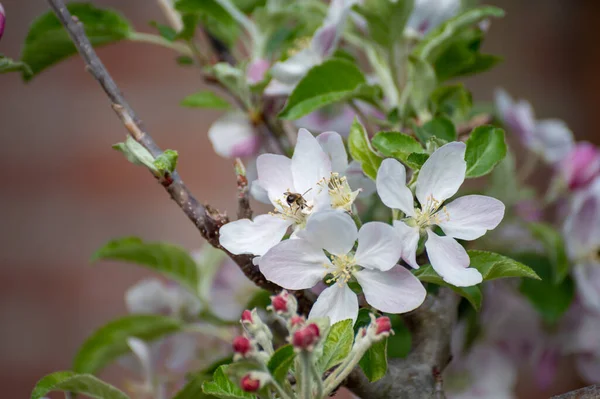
[376, 158, 415, 216]
[494, 88, 513, 120]
[354, 222, 402, 271]
[256, 154, 295, 203]
[264, 79, 296, 96]
[219, 214, 292, 256]
[208, 112, 260, 158]
[425, 230, 482, 287]
[405, 0, 460, 37]
[250, 180, 271, 204]
[438, 195, 505, 240]
[355, 266, 426, 313]
[291, 128, 332, 195]
[296, 210, 357, 256]
[259, 239, 329, 289]
[564, 183, 600, 258]
[416, 142, 466, 205]
[309, 284, 358, 324]
[127, 337, 154, 385]
[346, 161, 376, 197]
[125, 279, 172, 314]
[270, 48, 320, 84]
[534, 119, 574, 163]
[165, 333, 197, 371]
[316, 131, 349, 173]
[393, 220, 421, 269]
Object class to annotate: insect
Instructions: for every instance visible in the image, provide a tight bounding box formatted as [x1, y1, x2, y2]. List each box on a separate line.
[284, 188, 312, 210]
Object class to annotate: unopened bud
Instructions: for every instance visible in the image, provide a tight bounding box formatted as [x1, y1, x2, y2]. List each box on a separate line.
[293, 323, 320, 350]
[375, 317, 392, 335]
[232, 336, 252, 356]
[269, 290, 297, 316]
[241, 309, 253, 324]
[0, 3, 5, 41]
[240, 374, 261, 392]
[290, 315, 305, 327]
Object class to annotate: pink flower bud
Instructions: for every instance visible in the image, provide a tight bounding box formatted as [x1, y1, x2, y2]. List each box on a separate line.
[293, 323, 320, 350]
[290, 315, 305, 327]
[232, 336, 252, 356]
[375, 317, 392, 335]
[240, 374, 261, 392]
[0, 3, 5, 41]
[560, 142, 600, 191]
[241, 309, 253, 323]
[271, 292, 289, 313]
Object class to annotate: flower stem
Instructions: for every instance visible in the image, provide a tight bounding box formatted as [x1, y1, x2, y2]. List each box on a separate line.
[322, 342, 370, 396]
[300, 352, 313, 399]
[351, 204, 363, 228]
[128, 32, 193, 56]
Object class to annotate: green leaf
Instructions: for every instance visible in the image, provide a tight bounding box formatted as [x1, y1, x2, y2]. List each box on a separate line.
[92, 237, 200, 294]
[464, 125, 507, 178]
[430, 84, 473, 122]
[113, 136, 158, 173]
[318, 319, 354, 372]
[406, 153, 429, 169]
[31, 371, 129, 399]
[153, 150, 179, 174]
[21, 3, 133, 80]
[413, 6, 505, 62]
[202, 365, 255, 399]
[73, 315, 182, 374]
[371, 132, 425, 166]
[516, 253, 575, 324]
[385, 314, 411, 359]
[354, 0, 414, 48]
[527, 223, 569, 283]
[413, 265, 483, 310]
[348, 118, 383, 180]
[406, 56, 437, 115]
[413, 117, 457, 144]
[267, 344, 295, 383]
[150, 21, 178, 42]
[174, 0, 239, 46]
[467, 250, 541, 281]
[181, 91, 231, 109]
[279, 59, 370, 120]
[359, 339, 388, 382]
[173, 373, 212, 399]
[0, 54, 32, 78]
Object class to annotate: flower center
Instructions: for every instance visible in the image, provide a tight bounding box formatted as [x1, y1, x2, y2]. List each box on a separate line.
[319, 172, 361, 212]
[324, 254, 355, 286]
[270, 189, 314, 227]
[413, 194, 450, 228]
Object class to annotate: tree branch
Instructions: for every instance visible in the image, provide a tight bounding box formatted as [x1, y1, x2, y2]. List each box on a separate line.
[46, 0, 314, 313]
[345, 289, 460, 398]
[552, 385, 600, 399]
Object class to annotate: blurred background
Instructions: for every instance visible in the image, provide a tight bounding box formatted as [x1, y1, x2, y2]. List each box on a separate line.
[0, 0, 598, 397]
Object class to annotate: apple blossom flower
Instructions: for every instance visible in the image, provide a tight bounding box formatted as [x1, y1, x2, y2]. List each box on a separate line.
[0, 3, 5, 41]
[405, 0, 461, 39]
[376, 142, 505, 287]
[125, 278, 202, 319]
[264, 0, 357, 96]
[495, 88, 574, 164]
[208, 112, 261, 159]
[563, 176, 600, 312]
[221, 128, 362, 257]
[259, 210, 426, 324]
[559, 142, 600, 191]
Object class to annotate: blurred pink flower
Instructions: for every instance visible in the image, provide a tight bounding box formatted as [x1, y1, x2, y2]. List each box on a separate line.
[405, 0, 461, 38]
[0, 3, 5, 41]
[208, 112, 261, 159]
[560, 142, 600, 191]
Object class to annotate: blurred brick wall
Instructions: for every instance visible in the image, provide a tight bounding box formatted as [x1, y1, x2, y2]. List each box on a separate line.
[0, 0, 597, 397]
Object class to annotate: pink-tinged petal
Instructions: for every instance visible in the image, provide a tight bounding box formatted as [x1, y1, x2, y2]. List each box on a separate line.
[127, 337, 154, 385]
[346, 161, 376, 197]
[354, 222, 402, 271]
[561, 142, 600, 191]
[256, 153, 295, 203]
[393, 220, 420, 269]
[219, 214, 292, 256]
[576, 353, 600, 384]
[355, 266, 426, 314]
[316, 131, 348, 173]
[564, 182, 600, 258]
[535, 349, 559, 391]
[416, 142, 466, 205]
[311, 0, 357, 57]
[259, 239, 329, 289]
[297, 210, 357, 256]
[312, 24, 337, 58]
[291, 128, 332, 195]
[425, 230, 482, 287]
[495, 88, 536, 147]
[376, 158, 415, 216]
[270, 48, 320, 84]
[0, 3, 5, 41]
[534, 119, 574, 164]
[246, 58, 270, 85]
[405, 0, 460, 37]
[208, 112, 260, 158]
[574, 262, 600, 314]
[309, 284, 358, 324]
[438, 195, 505, 241]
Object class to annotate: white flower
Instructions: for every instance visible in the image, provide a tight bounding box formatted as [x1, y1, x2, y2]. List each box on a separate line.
[405, 0, 461, 38]
[125, 278, 202, 319]
[376, 142, 505, 287]
[259, 211, 426, 324]
[564, 176, 600, 312]
[495, 88, 574, 164]
[208, 111, 261, 158]
[265, 0, 357, 96]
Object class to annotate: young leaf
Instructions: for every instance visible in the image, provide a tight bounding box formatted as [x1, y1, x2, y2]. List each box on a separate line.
[464, 125, 507, 178]
[527, 223, 569, 283]
[0, 54, 32, 78]
[267, 344, 295, 383]
[430, 84, 473, 122]
[181, 91, 231, 109]
[359, 339, 388, 383]
[31, 371, 129, 399]
[406, 56, 437, 116]
[406, 152, 429, 169]
[354, 0, 414, 48]
[279, 59, 370, 120]
[73, 315, 182, 374]
[371, 132, 425, 166]
[467, 250, 540, 281]
[153, 150, 179, 174]
[113, 136, 158, 173]
[413, 117, 457, 144]
[21, 3, 133, 80]
[348, 118, 383, 180]
[413, 265, 483, 310]
[318, 319, 354, 372]
[174, 0, 239, 46]
[202, 365, 255, 398]
[92, 237, 200, 294]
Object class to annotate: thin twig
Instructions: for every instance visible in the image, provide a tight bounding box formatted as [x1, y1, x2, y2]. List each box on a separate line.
[45, 0, 315, 313]
[552, 385, 600, 399]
